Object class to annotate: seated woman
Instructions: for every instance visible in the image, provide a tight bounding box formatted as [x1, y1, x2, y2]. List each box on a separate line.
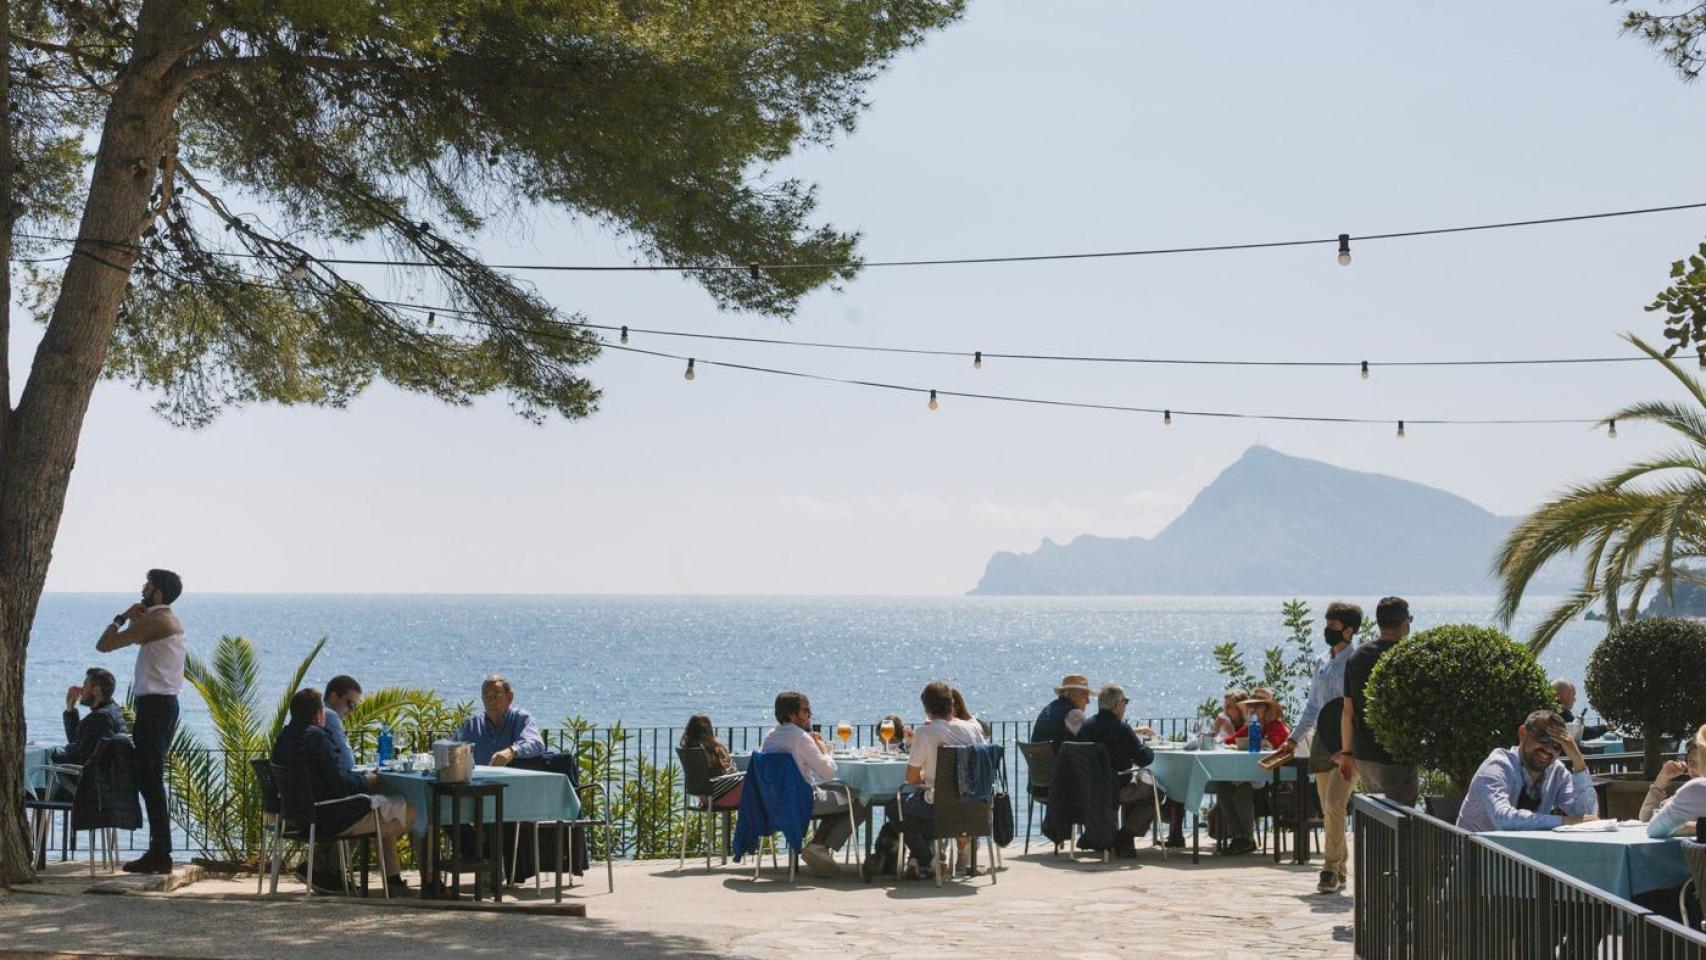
[1223, 687, 1291, 748]
[1212, 689, 1249, 739]
[1643, 723, 1706, 838]
[878, 713, 912, 753]
[952, 688, 993, 739]
[680, 714, 743, 808]
[1210, 688, 1289, 855]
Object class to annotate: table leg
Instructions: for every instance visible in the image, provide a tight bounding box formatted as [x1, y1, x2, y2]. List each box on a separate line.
[493, 793, 504, 904]
[451, 794, 463, 901]
[1293, 765, 1307, 866]
[471, 794, 484, 901]
[555, 821, 565, 904]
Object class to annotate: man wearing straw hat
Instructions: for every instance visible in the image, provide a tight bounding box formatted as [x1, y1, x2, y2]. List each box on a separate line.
[1032, 674, 1092, 750]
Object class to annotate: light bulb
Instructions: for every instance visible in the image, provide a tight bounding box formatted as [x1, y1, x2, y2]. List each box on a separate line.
[684, 358, 696, 381]
[748, 263, 760, 280]
[1360, 361, 1370, 381]
[973, 351, 982, 370]
[620, 325, 629, 344]
[1396, 420, 1406, 439]
[1608, 419, 1617, 439]
[426, 312, 435, 328]
[1163, 409, 1172, 426]
[1337, 233, 1352, 267]
[928, 389, 938, 411]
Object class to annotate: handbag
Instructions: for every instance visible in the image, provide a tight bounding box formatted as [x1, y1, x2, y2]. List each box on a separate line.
[992, 790, 1015, 846]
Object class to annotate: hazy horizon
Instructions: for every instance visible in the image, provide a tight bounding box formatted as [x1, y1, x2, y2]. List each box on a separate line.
[11, 2, 1705, 597]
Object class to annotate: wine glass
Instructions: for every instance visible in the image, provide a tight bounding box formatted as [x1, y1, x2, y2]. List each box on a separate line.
[836, 721, 853, 754]
[878, 719, 895, 754]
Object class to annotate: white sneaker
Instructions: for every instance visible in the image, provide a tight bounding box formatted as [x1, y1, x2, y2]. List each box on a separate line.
[800, 844, 840, 878]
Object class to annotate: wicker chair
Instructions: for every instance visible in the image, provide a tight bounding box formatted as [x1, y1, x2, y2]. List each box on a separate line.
[1680, 837, 1706, 931]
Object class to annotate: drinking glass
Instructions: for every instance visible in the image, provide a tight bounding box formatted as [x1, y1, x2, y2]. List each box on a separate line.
[836, 721, 853, 753]
[878, 720, 896, 754]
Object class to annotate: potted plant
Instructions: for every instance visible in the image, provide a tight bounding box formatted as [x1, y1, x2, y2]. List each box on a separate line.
[1364, 624, 1556, 821]
[1585, 617, 1706, 781]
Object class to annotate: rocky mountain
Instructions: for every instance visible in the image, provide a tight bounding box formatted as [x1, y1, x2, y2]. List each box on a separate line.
[970, 446, 1556, 595]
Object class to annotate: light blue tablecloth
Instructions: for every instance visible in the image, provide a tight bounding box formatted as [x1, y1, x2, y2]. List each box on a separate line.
[1481, 824, 1689, 899]
[376, 767, 579, 837]
[1147, 747, 1302, 811]
[23, 745, 55, 793]
[734, 752, 912, 802]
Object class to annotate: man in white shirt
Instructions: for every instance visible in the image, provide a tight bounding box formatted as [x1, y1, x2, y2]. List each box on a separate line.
[893, 681, 986, 877]
[96, 569, 187, 874]
[758, 690, 865, 878]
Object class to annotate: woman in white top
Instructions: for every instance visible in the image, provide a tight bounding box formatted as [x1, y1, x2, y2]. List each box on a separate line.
[1643, 723, 1706, 838]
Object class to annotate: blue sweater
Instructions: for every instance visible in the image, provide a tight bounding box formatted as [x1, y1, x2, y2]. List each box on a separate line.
[1456, 747, 1597, 832]
[732, 751, 815, 860]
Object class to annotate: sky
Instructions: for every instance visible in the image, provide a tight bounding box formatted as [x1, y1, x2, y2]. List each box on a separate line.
[12, 2, 1706, 596]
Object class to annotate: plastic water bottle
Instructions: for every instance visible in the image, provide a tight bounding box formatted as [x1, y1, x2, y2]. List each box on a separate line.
[377, 725, 394, 766]
[1246, 714, 1262, 754]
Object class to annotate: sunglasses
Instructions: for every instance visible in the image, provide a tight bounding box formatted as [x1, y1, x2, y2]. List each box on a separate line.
[1526, 725, 1560, 746]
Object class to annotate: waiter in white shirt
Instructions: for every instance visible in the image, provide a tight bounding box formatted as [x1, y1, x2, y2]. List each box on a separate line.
[96, 569, 187, 874]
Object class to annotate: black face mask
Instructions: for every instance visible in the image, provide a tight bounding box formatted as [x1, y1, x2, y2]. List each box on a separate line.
[1324, 626, 1346, 647]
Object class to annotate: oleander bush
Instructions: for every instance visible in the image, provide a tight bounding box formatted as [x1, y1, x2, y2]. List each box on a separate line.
[1585, 617, 1706, 778]
[1364, 623, 1556, 796]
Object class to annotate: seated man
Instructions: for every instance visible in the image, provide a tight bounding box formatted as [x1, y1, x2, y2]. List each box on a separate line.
[759, 690, 866, 878]
[1551, 679, 1609, 741]
[457, 675, 544, 766]
[1071, 683, 1156, 857]
[1032, 674, 1091, 750]
[272, 687, 413, 895]
[877, 681, 988, 879]
[1457, 709, 1597, 832]
[44, 667, 126, 800]
[321, 674, 362, 769]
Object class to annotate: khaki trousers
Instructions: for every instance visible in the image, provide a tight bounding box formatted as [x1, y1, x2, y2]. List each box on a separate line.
[1314, 771, 1352, 879]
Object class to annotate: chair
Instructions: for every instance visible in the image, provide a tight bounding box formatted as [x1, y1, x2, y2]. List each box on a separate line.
[733, 752, 857, 883]
[676, 747, 739, 873]
[270, 763, 390, 899]
[1680, 838, 1706, 931]
[533, 780, 616, 898]
[27, 738, 141, 876]
[913, 744, 1003, 888]
[1133, 767, 1167, 860]
[22, 762, 76, 871]
[1266, 774, 1322, 862]
[1017, 741, 1055, 855]
[1041, 742, 1118, 862]
[249, 759, 282, 894]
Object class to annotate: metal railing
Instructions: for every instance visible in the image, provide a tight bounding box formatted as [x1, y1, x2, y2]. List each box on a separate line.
[1353, 793, 1706, 959]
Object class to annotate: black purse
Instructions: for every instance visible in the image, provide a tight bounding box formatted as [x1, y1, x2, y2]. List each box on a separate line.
[991, 763, 1015, 846]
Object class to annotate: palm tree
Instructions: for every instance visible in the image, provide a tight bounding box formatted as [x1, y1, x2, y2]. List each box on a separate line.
[1496, 334, 1706, 652]
[166, 635, 453, 866]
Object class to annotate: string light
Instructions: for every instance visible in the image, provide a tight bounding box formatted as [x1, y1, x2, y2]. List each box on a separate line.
[684, 358, 695, 381]
[620, 325, 629, 344]
[928, 389, 938, 411]
[1608, 419, 1617, 439]
[1164, 409, 1172, 426]
[1361, 360, 1370, 380]
[426, 312, 435, 328]
[1397, 420, 1406, 439]
[973, 351, 982, 370]
[1337, 234, 1352, 267]
[748, 264, 760, 279]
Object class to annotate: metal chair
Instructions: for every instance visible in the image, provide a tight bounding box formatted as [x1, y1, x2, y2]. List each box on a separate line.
[527, 780, 616, 899]
[1017, 741, 1055, 855]
[1679, 837, 1706, 931]
[25, 737, 141, 877]
[1133, 767, 1167, 860]
[734, 752, 858, 883]
[676, 746, 740, 872]
[22, 761, 76, 871]
[914, 744, 1003, 887]
[270, 763, 390, 899]
[249, 759, 282, 894]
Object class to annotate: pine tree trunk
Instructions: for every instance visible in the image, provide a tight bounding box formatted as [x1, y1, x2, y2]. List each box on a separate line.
[0, 0, 193, 885]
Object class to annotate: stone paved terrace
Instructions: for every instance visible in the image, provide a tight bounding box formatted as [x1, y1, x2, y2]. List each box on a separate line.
[0, 839, 1355, 959]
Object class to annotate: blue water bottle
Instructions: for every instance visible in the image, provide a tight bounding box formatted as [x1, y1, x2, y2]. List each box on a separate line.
[1246, 713, 1262, 754]
[377, 725, 394, 766]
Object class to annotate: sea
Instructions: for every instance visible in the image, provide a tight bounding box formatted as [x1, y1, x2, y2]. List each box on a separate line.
[18, 594, 1608, 742]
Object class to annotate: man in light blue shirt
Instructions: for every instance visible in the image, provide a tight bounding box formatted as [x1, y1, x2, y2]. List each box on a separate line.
[457, 675, 545, 766]
[1284, 601, 1360, 894]
[321, 674, 361, 770]
[1457, 710, 1598, 832]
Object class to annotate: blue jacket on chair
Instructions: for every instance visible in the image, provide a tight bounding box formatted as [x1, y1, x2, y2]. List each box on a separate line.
[732, 751, 815, 861]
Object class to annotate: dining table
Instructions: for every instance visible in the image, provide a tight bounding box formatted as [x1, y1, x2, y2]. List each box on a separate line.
[1480, 823, 1690, 900]
[1147, 744, 1307, 864]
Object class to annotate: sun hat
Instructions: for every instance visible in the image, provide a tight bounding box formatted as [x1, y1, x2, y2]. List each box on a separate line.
[1054, 674, 1092, 696]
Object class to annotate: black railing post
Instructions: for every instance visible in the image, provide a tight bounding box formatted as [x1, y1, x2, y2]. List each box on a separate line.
[1532, 872, 1553, 959]
[1464, 834, 1482, 960]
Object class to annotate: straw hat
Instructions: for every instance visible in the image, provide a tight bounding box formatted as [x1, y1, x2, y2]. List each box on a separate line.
[1054, 674, 1092, 695]
[1240, 689, 1282, 716]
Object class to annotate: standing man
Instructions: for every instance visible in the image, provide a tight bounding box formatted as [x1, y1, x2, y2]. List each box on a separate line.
[1285, 601, 1361, 894]
[1032, 674, 1092, 750]
[95, 569, 186, 874]
[322, 675, 362, 770]
[1338, 596, 1418, 808]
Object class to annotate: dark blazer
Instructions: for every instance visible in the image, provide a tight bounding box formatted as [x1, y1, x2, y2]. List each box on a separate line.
[1072, 711, 1154, 780]
[271, 721, 369, 835]
[1032, 696, 1076, 750]
[1558, 707, 1609, 742]
[53, 700, 126, 767]
[1041, 741, 1119, 851]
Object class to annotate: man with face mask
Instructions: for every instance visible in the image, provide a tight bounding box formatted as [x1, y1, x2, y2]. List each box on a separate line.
[1338, 596, 1419, 807]
[95, 568, 187, 874]
[1456, 710, 1597, 831]
[1282, 601, 1361, 893]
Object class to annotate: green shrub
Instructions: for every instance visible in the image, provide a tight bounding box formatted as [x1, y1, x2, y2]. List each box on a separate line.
[1364, 623, 1556, 795]
[1585, 617, 1706, 778]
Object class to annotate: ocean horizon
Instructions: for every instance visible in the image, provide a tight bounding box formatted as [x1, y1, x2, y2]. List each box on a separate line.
[22, 592, 1607, 742]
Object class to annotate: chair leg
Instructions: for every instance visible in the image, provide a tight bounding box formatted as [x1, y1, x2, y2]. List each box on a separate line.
[1024, 798, 1033, 855]
[305, 826, 316, 899]
[256, 818, 268, 895]
[605, 821, 615, 893]
[933, 839, 944, 888]
[987, 834, 999, 885]
[705, 807, 714, 873]
[269, 817, 284, 895]
[375, 829, 389, 901]
[337, 840, 350, 894]
[677, 798, 689, 872]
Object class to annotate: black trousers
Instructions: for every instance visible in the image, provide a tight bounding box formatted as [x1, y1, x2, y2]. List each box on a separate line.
[133, 694, 179, 855]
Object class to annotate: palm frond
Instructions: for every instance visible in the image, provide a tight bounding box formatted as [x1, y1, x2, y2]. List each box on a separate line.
[267, 636, 327, 741]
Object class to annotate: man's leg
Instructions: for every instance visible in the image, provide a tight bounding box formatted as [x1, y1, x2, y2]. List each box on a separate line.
[898, 790, 935, 870]
[808, 794, 864, 852]
[129, 695, 179, 868]
[1315, 771, 1352, 887]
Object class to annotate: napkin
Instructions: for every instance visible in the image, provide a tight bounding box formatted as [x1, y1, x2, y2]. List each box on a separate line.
[1552, 819, 1619, 833]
